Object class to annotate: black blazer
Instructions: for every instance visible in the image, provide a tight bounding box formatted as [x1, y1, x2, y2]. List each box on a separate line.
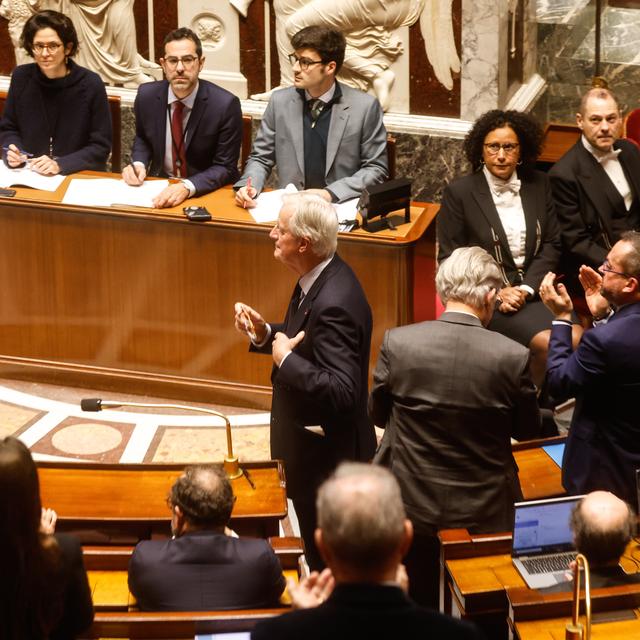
[130, 79, 242, 195]
[369, 312, 540, 535]
[251, 583, 483, 640]
[437, 169, 561, 291]
[549, 138, 640, 267]
[253, 254, 376, 501]
[128, 531, 285, 611]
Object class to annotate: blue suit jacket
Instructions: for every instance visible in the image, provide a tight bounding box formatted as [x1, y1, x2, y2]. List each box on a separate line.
[547, 302, 640, 505]
[130, 79, 242, 195]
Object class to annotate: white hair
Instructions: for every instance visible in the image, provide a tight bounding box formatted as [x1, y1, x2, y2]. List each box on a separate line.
[283, 193, 338, 259]
[436, 246, 502, 308]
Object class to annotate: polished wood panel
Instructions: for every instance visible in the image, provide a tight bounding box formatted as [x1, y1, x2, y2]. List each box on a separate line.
[0, 177, 435, 408]
[538, 123, 581, 164]
[513, 613, 640, 640]
[38, 460, 287, 538]
[513, 435, 566, 500]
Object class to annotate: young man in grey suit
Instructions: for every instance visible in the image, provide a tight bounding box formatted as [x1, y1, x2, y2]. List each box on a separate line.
[369, 246, 541, 609]
[235, 25, 388, 206]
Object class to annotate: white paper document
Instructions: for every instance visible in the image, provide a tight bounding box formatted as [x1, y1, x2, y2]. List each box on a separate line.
[334, 197, 359, 222]
[62, 178, 170, 208]
[0, 162, 65, 192]
[248, 183, 299, 223]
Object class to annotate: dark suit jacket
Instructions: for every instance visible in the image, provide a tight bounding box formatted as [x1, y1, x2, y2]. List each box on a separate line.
[130, 79, 242, 195]
[437, 169, 561, 291]
[251, 583, 483, 640]
[547, 303, 640, 506]
[549, 138, 640, 267]
[369, 312, 540, 535]
[253, 254, 375, 501]
[128, 530, 285, 611]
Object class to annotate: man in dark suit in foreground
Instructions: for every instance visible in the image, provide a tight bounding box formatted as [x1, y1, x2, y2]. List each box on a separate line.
[369, 246, 541, 608]
[543, 491, 640, 593]
[234, 193, 375, 570]
[128, 465, 285, 610]
[122, 27, 242, 208]
[549, 88, 640, 292]
[539, 232, 640, 507]
[251, 463, 482, 640]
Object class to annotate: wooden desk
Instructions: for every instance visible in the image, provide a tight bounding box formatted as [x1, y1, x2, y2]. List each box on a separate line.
[0, 175, 437, 408]
[539, 123, 581, 165]
[441, 529, 640, 640]
[39, 459, 287, 540]
[513, 435, 566, 500]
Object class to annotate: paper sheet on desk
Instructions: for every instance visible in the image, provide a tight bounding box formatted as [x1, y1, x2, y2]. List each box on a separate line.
[248, 183, 299, 223]
[0, 163, 65, 191]
[62, 178, 170, 208]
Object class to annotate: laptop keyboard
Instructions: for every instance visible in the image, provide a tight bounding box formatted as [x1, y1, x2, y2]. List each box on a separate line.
[521, 552, 576, 574]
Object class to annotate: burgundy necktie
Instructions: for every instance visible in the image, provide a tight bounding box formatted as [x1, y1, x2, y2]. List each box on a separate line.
[171, 101, 187, 178]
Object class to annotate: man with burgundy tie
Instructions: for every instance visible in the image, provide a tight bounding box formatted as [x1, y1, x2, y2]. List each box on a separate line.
[234, 193, 375, 571]
[234, 25, 388, 208]
[122, 28, 242, 208]
[549, 87, 640, 293]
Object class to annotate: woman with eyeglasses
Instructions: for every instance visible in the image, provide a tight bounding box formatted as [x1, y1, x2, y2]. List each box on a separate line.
[0, 437, 93, 639]
[0, 10, 111, 176]
[437, 109, 582, 388]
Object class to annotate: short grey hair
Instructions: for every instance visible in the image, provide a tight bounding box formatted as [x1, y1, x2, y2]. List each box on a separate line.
[316, 463, 406, 572]
[619, 231, 640, 277]
[436, 246, 502, 308]
[283, 193, 338, 259]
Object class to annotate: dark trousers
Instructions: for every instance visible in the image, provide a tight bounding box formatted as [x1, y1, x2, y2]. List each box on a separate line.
[292, 496, 325, 572]
[404, 532, 440, 610]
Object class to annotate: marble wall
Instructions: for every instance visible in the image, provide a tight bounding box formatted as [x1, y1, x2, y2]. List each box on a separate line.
[536, 0, 640, 122]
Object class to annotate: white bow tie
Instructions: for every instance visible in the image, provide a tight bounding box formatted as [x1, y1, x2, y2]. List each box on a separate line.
[493, 178, 521, 197]
[597, 148, 622, 163]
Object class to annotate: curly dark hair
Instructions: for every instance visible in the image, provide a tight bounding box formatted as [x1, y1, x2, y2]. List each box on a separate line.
[21, 10, 79, 58]
[464, 109, 543, 171]
[168, 465, 234, 528]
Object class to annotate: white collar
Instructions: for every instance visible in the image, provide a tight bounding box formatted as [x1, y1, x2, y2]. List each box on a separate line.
[168, 82, 199, 109]
[299, 255, 334, 295]
[305, 82, 336, 104]
[581, 134, 621, 162]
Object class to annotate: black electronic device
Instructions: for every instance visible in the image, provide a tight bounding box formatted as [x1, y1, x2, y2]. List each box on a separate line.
[357, 178, 411, 232]
[183, 205, 212, 222]
[0, 188, 16, 197]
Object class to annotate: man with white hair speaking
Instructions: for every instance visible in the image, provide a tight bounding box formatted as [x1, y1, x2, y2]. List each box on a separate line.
[369, 246, 541, 608]
[234, 193, 375, 570]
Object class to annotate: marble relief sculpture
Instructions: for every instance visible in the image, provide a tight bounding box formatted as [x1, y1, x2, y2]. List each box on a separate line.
[231, 0, 460, 111]
[1, 0, 159, 86]
[0, 0, 37, 64]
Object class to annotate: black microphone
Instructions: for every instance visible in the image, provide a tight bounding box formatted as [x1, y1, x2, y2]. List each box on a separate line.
[80, 398, 103, 411]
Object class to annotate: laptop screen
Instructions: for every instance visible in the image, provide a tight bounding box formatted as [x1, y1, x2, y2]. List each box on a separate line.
[512, 496, 582, 557]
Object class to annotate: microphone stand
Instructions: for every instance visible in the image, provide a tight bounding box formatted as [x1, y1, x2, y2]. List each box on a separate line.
[80, 398, 243, 479]
[566, 553, 591, 640]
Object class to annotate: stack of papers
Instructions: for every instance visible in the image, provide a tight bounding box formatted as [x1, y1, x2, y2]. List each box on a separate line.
[0, 163, 65, 192]
[62, 178, 170, 208]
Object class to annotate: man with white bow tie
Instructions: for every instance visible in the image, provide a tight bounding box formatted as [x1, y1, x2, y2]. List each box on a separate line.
[550, 88, 640, 292]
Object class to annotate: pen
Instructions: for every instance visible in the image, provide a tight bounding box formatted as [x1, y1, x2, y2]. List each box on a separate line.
[243, 468, 256, 490]
[242, 307, 258, 341]
[244, 176, 252, 209]
[2, 146, 34, 158]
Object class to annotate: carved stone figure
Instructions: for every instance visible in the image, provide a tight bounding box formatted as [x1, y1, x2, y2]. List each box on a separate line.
[0, 0, 37, 64]
[231, 0, 460, 111]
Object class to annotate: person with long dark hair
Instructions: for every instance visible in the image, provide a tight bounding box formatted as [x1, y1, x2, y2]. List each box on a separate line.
[0, 437, 93, 640]
[437, 109, 582, 386]
[0, 10, 111, 175]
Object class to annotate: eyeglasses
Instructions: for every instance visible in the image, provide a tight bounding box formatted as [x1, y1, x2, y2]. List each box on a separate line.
[484, 142, 520, 155]
[33, 42, 63, 54]
[599, 258, 633, 278]
[163, 55, 199, 68]
[288, 53, 324, 71]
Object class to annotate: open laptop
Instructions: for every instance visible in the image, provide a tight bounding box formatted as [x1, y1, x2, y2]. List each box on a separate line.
[512, 495, 584, 589]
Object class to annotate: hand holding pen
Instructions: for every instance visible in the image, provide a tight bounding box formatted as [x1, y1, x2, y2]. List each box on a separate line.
[4, 144, 33, 168]
[122, 155, 147, 186]
[234, 176, 258, 209]
[233, 302, 266, 343]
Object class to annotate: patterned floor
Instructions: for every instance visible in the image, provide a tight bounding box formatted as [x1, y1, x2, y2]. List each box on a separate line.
[0, 380, 272, 465]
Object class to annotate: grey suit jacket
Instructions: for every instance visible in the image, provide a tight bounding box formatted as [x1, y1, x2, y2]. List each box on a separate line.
[235, 82, 388, 202]
[369, 312, 540, 535]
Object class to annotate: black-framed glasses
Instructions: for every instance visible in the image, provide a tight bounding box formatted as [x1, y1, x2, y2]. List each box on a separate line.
[288, 53, 324, 71]
[484, 142, 520, 155]
[33, 42, 63, 54]
[163, 55, 199, 68]
[599, 258, 633, 278]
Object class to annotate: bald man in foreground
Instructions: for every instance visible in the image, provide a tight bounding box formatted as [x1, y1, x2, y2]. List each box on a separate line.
[544, 491, 640, 592]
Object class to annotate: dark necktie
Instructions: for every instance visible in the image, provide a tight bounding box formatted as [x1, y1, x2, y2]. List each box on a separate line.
[308, 98, 325, 128]
[284, 284, 302, 331]
[171, 101, 187, 177]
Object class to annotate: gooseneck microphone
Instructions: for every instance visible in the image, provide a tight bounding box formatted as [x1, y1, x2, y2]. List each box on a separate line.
[80, 398, 243, 479]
